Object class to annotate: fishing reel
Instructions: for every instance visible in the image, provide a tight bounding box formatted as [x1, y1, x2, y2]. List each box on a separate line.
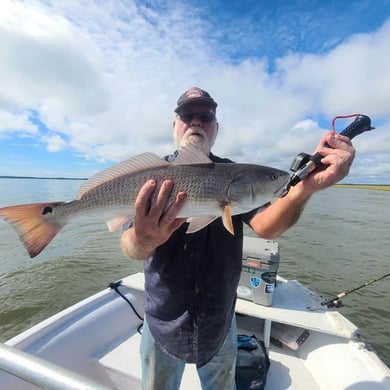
[320, 297, 344, 309]
[289, 152, 316, 176]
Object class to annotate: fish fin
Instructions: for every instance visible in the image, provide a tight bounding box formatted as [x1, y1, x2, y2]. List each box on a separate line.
[77, 152, 169, 199]
[186, 216, 218, 233]
[0, 202, 66, 258]
[106, 215, 132, 232]
[222, 205, 234, 235]
[173, 145, 212, 165]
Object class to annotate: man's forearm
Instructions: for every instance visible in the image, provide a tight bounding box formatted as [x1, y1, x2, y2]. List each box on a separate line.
[250, 182, 312, 239]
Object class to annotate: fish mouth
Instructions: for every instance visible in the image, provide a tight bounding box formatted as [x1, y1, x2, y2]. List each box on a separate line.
[276, 185, 289, 198]
[274, 177, 291, 198]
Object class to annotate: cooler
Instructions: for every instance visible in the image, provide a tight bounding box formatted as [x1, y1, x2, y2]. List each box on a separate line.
[237, 237, 280, 306]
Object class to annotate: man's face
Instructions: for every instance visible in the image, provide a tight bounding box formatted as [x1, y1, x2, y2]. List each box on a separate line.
[173, 103, 218, 155]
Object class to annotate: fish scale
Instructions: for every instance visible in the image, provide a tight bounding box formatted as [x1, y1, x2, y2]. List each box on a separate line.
[69, 164, 227, 217]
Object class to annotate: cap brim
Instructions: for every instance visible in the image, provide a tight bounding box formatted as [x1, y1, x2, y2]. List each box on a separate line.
[175, 98, 217, 113]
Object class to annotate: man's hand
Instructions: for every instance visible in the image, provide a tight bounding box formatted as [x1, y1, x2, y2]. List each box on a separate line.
[301, 131, 356, 192]
[120, 179, 187, 259]
[134, 179, 187, 246]
[249, 131, 355, 240]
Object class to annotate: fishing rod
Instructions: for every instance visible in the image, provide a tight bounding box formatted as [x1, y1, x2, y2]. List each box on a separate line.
[319, 273, 390, 309]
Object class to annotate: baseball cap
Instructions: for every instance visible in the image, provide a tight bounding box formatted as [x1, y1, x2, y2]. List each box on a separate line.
[174, 87, 217, 113]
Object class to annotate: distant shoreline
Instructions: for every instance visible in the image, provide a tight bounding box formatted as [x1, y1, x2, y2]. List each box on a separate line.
[334, 184, 390, 191]
[1, 177, 389, 191]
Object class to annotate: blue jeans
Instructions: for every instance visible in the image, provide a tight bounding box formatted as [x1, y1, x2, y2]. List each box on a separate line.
[140, 316, 237, 390]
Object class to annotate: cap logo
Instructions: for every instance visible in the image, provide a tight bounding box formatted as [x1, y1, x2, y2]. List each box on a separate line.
[175, 87, 217, 113]
[185, 87, 204, 98]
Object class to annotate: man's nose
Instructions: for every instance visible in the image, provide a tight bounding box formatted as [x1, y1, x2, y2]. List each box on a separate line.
[190, 114, 203, 126]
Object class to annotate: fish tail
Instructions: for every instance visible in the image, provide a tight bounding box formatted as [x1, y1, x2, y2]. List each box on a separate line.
[0, 202, 66, 258]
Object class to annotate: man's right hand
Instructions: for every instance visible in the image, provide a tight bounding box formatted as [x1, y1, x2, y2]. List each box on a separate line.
[120, 179, 187, 259]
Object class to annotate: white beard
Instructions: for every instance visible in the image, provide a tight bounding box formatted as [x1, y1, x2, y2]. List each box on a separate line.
[174, 126, 216, 155]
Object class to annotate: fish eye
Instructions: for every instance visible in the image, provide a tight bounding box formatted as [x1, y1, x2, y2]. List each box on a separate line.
[271, 174, 277, 181]
[42, 206, 53, 215]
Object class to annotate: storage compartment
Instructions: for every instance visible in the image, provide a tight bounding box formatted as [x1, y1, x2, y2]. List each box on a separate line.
[237, 237, 280, 306]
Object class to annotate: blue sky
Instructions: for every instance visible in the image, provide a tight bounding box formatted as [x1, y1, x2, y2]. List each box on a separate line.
[1, 0, 390, 183]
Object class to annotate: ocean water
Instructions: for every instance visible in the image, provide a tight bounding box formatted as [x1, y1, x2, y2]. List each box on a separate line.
[0, 178, 389, 366]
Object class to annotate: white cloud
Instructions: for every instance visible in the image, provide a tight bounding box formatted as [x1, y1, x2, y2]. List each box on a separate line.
[0, 110, 39, 137]
[276, 20, 390, 117]
[0, 0, 389, 182]
[41, 133, 67, 152]
[0, 0, 108, 116]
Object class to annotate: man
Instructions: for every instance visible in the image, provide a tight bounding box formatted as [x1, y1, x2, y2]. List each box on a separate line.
[120, 87, 355, 389]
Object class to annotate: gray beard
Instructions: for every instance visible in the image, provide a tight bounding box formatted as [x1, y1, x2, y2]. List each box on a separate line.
[175, 126, 213, 155]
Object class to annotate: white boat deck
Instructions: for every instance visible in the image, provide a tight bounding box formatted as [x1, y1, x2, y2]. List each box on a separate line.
[99, 319, 321, 390]
[1, 272, 389, 390]
[116, 273, 389, 390]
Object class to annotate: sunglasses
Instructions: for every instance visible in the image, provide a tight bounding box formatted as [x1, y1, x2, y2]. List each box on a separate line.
[178, 111, 216, 124]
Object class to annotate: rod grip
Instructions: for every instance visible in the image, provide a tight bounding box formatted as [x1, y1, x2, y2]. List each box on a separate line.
[338, 115, 374, 140]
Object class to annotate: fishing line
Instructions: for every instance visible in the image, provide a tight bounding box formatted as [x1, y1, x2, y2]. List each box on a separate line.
[331, 113, 363, 133]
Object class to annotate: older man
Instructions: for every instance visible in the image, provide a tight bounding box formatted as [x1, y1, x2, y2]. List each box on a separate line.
[120, 87, 355, 389]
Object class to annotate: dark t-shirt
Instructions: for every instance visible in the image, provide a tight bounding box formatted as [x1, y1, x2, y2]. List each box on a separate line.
[144, 152, 261, 367]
